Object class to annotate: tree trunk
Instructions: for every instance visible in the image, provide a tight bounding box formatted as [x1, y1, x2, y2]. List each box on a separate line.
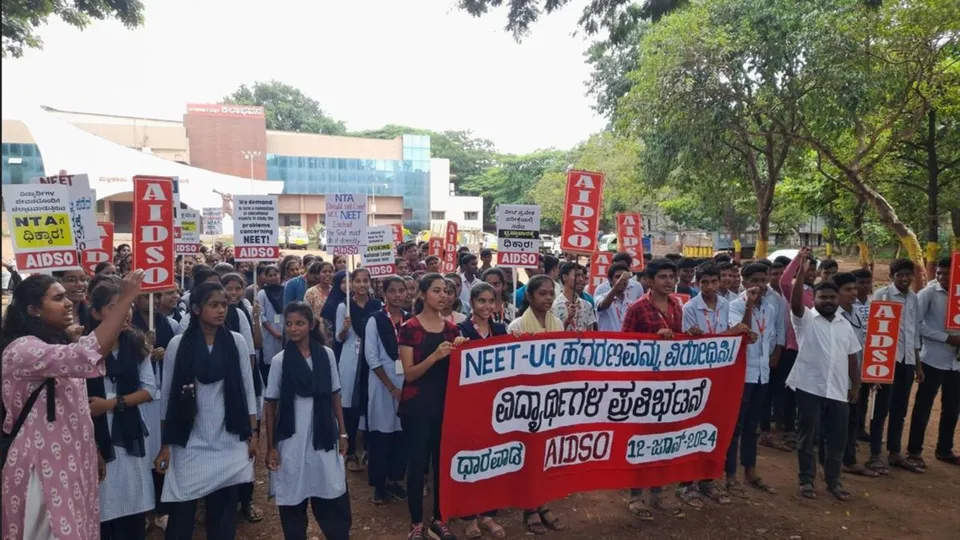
[846, 171, 924, 278]
[924, 108, 940, 277]
[755, 185, 774, 260]
[853, 199, 870, 269]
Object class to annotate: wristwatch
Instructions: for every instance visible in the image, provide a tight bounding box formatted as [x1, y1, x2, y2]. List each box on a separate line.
[339, 434, 348, 439]
[115, 395, 127, 413]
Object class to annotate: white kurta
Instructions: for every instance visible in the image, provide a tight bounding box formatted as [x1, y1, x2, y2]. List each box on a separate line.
[363, 318, 403, 433]
[142, 319, 183, 464]
[100, 353, 158, 522]
[334, 303, 360, 408]
[266, 349, 347, 506]
[257, 290, 284, 366]
[159, 331, 257, 502]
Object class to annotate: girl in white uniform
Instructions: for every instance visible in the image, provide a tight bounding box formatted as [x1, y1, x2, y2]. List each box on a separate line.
[265, 301, 351, 540]
[155, 282, 258, 540]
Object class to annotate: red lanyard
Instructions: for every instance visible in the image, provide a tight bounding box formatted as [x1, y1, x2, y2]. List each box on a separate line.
[384, 307, 401, 342]
[654, 303, 674, 330]
[702, 309, 717, 334]
[471, 318, 491, 339]
[754, 305, 766, 337]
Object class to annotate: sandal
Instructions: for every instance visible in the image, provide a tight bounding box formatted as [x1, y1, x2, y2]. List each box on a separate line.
[479, 516, 507, 539]
[628, 499, 654, 521]
[464, 519, 482, 539]
[346, 455, 365, 472]
[843, 464, 880, 478]
[675, 485, 705, 508]
[890, 456, 924, 474]
[864, 458, 889, 475]
[539, 508, 564, 531]
[725, 479, 749, 499]
[524, 512, 547, 535]
[240, 502, 264, 523]
[799, 484, 817, 499]
[747, 477, 777, 495]
[650, 495, 685, 518]
[827, 484, 852, 502]
[907, 455, 928, 470]
[700, 483, 732, 505]
[936, 453, 960, 466]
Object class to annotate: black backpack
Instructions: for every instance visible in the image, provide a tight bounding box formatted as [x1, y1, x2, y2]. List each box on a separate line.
[1, 379, 55, 469]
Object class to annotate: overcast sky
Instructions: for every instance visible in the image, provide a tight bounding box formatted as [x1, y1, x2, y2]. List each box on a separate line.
[1, 0, 606, 154]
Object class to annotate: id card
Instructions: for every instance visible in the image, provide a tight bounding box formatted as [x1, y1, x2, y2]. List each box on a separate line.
[274, 314, 281, 324]
[395, 360, 404, 376]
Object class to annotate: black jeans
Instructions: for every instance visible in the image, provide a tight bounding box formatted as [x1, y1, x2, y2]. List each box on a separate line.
[402, 415, 443, 523]
[907, 364, 960, 456]
[278, 493, 352, 540]
[239, 481, 254, 506]
[870, 362, 915, 456]
[343, 407, 363, 457]
[152, 470, 170, 516]
[796, 390, 848, 489]
[857, 386, 870, 435]
[101, 512, 146, 540]
[367, 430, 406, 491]
[769, 349, 797, 433]
[726, 383, 767, 476]
[165, 484, 239, 540]
[819, 401, 861, 467]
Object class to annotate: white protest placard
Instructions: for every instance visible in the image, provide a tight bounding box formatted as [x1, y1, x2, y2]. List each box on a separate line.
[233, 195, 279, 261]
[496, 204, 541, 268]
[171, 177, 181, 239]
[176, 209, 201, 255]
[202, 207, 223, 236]
[3, 184, 80, 272]
[31, 173, 100, 250]
[325, 193, 368, 255]
[361, 226, 397, 278]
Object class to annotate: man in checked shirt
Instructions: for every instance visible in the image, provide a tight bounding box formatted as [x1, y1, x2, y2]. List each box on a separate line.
[620, 259, 685, 521]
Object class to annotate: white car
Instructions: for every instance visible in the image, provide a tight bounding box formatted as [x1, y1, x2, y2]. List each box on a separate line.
[766, 249, 799, 262]
[541, 234, 560, 256]
[283, 226, 310, 250]
[482, 232, 498, 252]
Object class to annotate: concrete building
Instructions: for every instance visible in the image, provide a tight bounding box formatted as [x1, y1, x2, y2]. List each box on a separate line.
[2, 105, 483, 233]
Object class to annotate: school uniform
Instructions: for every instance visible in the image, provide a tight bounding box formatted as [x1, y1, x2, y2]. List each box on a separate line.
[160, 329, 256, 540]
[595, 285, 635, 332]
[364, 312, 409, 499]
[257, 286, 285, 384]
[869, 285, 921, 458]
[95, 344, 159, 540]
[682, 294, 729, 335]
[907, 282, 960, 458]
[838, 306, 866, 467]
[267, 345, 351, 540]
[786, 307, 861, 489]
[727, 291, 784, 477]
[853, 297, 873, 435]
[335, 303, 363, 458]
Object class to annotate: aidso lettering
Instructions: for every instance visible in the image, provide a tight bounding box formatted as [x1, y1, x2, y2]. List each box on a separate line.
[560, 170, 604, 253]
[861, 301, 903, 384]
[132, 176, 175, 291]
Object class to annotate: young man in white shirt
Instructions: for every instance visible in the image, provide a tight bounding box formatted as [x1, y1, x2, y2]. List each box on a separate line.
[907, 257, 960, 467]
[787, 248, 862, 501]
[595, 262, 634, 331]
[458, 253, 481, 315]
[593, 252, 645, 303]
[865, 258, 924, 475]
[851, 268, 873, 441]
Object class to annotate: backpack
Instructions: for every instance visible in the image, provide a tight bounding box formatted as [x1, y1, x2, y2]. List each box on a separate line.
[1, 379, 54, 469]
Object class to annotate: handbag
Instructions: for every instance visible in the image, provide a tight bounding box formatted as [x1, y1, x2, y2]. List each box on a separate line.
[1, 379, 54, 469]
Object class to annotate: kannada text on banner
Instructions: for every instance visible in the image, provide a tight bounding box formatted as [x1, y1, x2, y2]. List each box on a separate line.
[439, 331, 747, 518]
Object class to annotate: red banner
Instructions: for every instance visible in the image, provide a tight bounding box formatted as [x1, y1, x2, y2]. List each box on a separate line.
[617, 212, 645, 273]
[81, 222, 114, 275]
[947, 251, 960, 331]
[861, 301, 903, 384]
[132, 176, 176, 292]
[442, 221, 459, 274]
[389, 223, 404, 248]
[587, 251, 612, 295]
[439, 331, 747, 518]
[559, 170, 605, 254]
[670, 293, 692, 306]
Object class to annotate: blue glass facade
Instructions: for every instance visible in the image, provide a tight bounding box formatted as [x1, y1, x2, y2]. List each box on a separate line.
[266, 134, 433, 229]
[2, 143, 45, 185]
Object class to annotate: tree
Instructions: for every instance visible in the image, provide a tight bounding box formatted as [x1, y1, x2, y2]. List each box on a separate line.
[2, 0, 145, 58]
[223, 81, 346, 135]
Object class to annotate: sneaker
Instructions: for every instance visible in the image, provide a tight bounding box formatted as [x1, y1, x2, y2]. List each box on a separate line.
[408, 523, 425, 540]
[429, 520, 457, 540]
[373, 488, 390, 506]
[387, 482, 408, 501]
[154, 515, 168, 531]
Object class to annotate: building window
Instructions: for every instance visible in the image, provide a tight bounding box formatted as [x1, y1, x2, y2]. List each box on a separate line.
[464, 212, 479, 221]
[431, 211, 445, 220]
[96, 200, 106, 213]
[404, 208, 414, 220]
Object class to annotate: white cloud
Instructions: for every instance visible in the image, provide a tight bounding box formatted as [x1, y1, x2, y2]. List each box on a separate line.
[1, 0, 606, 154]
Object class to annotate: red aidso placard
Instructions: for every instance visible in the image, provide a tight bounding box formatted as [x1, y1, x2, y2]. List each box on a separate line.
[587, 251, 612, 295]
[560, 170, 605, 254]
[429, 237, 443, 258]
[81, 222, 114, 275]
[390, 223, 404, 247]
[439, 332, 748, 518]
[947, 251, 960, 331]
[861, 301, 903, 384]
[442, 221, 459, 273]
[133, 176, 175, 291]
[617, 212, 645, 272]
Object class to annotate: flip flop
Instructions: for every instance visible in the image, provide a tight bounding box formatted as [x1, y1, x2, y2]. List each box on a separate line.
[799, 484, 817, 499]
[864, 458, 889, 475]
[479, 516, 507, 539]
[747, 477, 777, 495]
[464, 519, 482, 539]
[843, 465, 880, 478]
[725, 479, 749, 499]
[700, 483, 732, 505]
[676, 486, 705, 508]
[936, 453, 960, 466]
[628, 499, 654, 521]
[524, 512, 547, 535]
[890, 457, 924, 474]
[539, 508, 564, 531]
[827, 485, 852, 502]
[650, 496, 685, 518]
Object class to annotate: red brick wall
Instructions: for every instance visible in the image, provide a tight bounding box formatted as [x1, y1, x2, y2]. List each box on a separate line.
[182, 112, 267, 179]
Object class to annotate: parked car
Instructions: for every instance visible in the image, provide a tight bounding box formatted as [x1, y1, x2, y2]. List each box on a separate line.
[541, 234, 561, 256]
[766, 248, 799, 262]
[483, 232, 498, 252]
[599, 233, 618, 253]
[283, 226, 310, 250]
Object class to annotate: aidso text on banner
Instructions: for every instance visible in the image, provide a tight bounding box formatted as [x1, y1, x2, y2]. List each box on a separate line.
[559, 170, 604, 254]
[497, 204, 541, 268]
[31, 173, 100, 251]
[326, 193, 368, 255]
[439, 331, 747, 518]
[133, 176, 176, 292]
[176, 209, 201, 255]
[81, 222, 114, 275]
[362, 226, 398, 278]
[2, 184, 78, 272]
[233, 195, 280, 261]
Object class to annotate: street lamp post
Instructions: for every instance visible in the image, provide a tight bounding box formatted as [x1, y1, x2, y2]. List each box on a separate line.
[241, 150, 261, 193]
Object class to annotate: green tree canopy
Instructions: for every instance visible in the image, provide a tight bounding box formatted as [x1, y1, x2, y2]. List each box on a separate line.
[223, 80, 346, 135]
[2, 0, 145, 58]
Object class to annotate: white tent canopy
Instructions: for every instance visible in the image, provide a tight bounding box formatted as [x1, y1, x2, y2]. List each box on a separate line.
[17, 107, 282, 212]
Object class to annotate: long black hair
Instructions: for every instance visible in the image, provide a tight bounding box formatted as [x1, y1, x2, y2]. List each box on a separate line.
[84, 278, 149, 360]
[413, 272, 446, 315]
[283, 301, 327, 346]
[0, 274, 73, 356]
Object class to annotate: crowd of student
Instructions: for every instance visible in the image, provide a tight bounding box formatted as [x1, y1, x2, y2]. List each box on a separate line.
[1, 239, 957, 540]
